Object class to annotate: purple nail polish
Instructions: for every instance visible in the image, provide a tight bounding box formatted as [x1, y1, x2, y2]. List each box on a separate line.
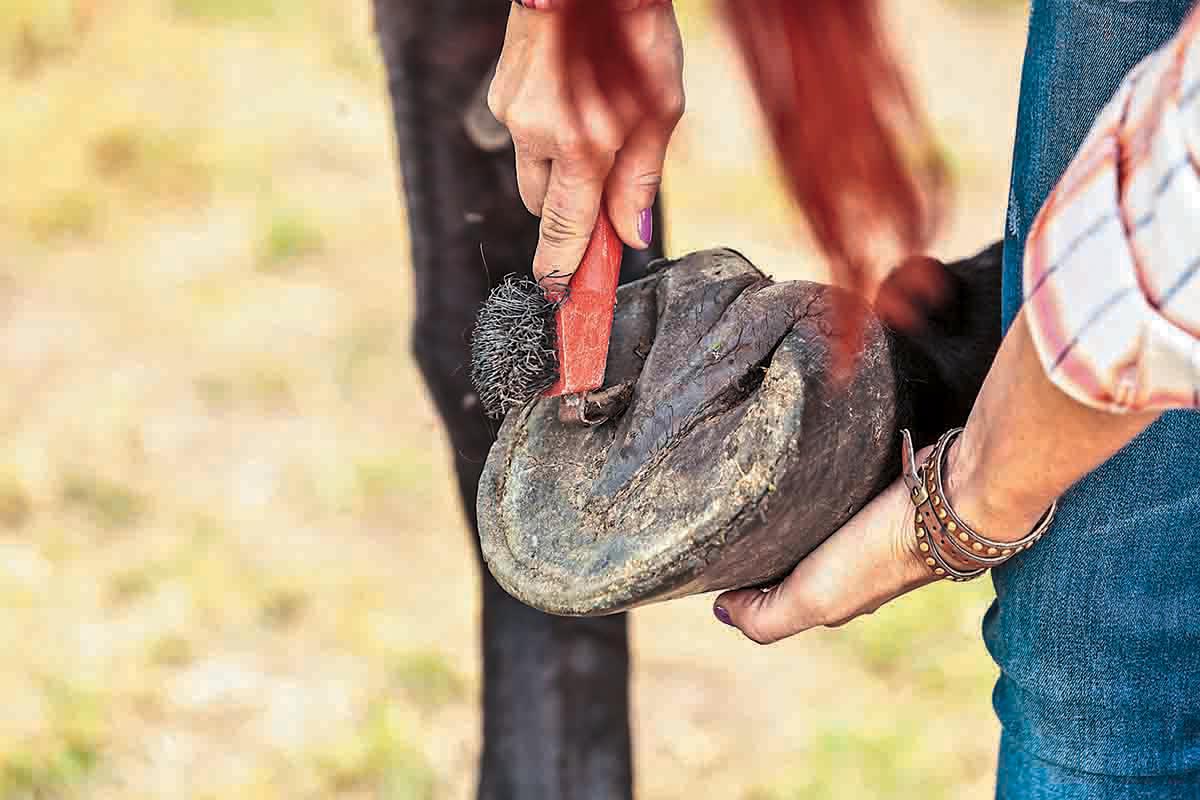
[714, 605, 733, 627]
[637, 208, 653, 246]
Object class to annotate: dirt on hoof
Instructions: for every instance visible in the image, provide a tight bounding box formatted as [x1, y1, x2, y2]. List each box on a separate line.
[477, 248, 904, 617]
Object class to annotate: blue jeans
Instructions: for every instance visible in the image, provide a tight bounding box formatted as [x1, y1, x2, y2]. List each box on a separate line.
[992, 0, 1200, 796]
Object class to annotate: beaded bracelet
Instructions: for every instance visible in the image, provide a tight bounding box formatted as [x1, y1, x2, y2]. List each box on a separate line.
[900, 428, 1057, 582]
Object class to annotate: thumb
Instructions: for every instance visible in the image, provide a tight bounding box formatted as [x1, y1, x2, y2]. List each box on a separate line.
[605, 122, 669, 250]
[533, 157, 608, 287]
[713, 575, 823, 646]
[713, 478, 938, 645]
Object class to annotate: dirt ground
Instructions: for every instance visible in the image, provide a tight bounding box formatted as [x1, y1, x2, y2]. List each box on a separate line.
[0, 0, 1031, 797]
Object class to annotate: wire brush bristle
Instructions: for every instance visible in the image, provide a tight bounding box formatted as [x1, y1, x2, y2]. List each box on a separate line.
[471, 275, 563, 419]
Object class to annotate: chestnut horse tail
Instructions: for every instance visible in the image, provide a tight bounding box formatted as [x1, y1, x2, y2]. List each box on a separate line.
[561, 0, 948, 365]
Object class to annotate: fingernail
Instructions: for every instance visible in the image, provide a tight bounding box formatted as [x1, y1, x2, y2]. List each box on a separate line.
[637, 208, 653, 247]
[714, 605, 733, 627]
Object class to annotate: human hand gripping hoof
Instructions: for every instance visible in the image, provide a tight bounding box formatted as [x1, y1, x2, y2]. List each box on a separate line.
[712, 456, 937, 644]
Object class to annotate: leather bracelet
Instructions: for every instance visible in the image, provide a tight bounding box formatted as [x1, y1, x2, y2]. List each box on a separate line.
[900, 428, 1057, 582]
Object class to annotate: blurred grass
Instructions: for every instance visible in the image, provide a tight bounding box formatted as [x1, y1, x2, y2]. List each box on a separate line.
[392, 652, 466, 714]
[739, 581, 1000, 800]
[256, 209, 326, 272]
[0, 0, 1026, 797]
[313, 700, 437, 798]
[60, 471, 148, 530]
[171, 0, 286, 24]
[0, 680, 108, 799]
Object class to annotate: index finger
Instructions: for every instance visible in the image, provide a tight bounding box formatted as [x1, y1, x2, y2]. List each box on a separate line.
[532, 155, 610, 287]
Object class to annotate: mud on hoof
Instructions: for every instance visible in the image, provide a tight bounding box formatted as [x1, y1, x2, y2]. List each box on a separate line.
[476, 245, 1003, 617]
[475, 251, 851, 615]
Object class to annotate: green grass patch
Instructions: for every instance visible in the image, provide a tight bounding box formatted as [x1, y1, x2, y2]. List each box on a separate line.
[0, 679, 108, 799]
[1, 740, 99, 799]
[149, 634, 195, 668]
[175, 515, 262, 623]
[248, 367, 295, 411]
[194, 375, 235, 412]
[27, 188, 101, 242]
[107, 563, 160, 606]
[109, 516, 224, 606]
[747, 723, 952, 800]
[835, 578, 993, 666]
[353, 451, 435, 516]
[326, 36, 380, 83]
[187, 513, 226, 551]
[313, 701, 436, 798]
[89, 123, 213, 206]
[834, 580, 995, 687]
[171, 0, 287, 24]
[354, 458, 409, 506]
[392, 652, 464, 713]
[256, 209, 325, 273]
[60, 471, 148, 531]
[193, 367, 294, 413]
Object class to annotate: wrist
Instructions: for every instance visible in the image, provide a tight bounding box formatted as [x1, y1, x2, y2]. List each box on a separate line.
[902, 427, 1058, 583]
[943, 434, 1050, 544]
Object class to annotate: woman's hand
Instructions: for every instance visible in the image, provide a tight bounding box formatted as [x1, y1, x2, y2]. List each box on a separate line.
[713, 450, 941, 645]
[487, 2, 684, 284]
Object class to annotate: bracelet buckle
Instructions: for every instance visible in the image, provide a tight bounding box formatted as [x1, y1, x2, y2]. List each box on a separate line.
[900, 428, 1057, 582]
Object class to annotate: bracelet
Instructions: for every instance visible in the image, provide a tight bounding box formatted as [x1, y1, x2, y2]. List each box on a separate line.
[900, 428, 1057, 582]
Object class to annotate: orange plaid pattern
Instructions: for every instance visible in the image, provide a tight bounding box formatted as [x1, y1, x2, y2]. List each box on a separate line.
[1024, 7, 1200, 413]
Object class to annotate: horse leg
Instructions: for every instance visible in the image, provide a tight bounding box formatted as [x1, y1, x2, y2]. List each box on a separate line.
[372, 2, 660, 797]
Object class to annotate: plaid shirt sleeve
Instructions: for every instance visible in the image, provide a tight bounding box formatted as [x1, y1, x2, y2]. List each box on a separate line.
[1023, 8, 1200, 414]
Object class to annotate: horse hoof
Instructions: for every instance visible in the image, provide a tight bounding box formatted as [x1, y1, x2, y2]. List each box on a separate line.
[477, 248, 908, 616]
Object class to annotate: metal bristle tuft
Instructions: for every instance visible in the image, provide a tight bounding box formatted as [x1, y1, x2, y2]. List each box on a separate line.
[470, 275, 563, 419]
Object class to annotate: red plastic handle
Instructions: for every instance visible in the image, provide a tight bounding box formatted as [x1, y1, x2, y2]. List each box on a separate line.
[543, 211, 623, 398]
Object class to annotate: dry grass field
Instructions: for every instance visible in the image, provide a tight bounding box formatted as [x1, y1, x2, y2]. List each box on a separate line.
[0, 1, 1029, 797]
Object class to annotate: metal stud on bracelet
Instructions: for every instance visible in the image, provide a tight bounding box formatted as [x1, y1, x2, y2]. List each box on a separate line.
[930, 429, 1056, 566]
[900, 428, 1057, 582]
[901, 430, 985, 582]
[917, 507, 985, 582]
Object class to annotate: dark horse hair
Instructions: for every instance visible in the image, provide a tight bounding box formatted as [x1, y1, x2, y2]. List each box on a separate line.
[560, 0, 948, 367]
